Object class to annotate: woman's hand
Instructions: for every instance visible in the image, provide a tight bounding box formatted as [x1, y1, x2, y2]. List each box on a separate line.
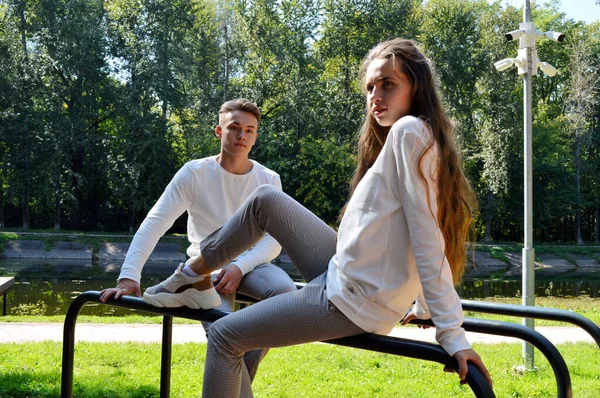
[100, 278, 141, 302]
[400, 310, 431, 329]
[451, 348, 493, 388]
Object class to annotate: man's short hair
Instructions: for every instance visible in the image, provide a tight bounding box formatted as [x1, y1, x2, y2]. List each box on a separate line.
[219, 98, 261, 126]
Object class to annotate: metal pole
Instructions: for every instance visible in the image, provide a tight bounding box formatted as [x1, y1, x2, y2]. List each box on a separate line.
[160, 315, 173, 398]
[522, 0, 536, 370]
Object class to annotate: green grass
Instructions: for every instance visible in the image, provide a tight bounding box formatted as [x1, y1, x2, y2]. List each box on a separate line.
[0, 341, 598, 397]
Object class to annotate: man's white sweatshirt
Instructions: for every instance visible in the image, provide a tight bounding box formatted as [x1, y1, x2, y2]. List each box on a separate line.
[118, 156, 282, 283]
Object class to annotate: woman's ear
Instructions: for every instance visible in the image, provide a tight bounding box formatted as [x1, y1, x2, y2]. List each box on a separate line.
[215, 125, 222, 138]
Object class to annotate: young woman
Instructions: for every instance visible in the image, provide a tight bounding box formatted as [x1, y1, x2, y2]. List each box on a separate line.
[146, 38, 492, 397]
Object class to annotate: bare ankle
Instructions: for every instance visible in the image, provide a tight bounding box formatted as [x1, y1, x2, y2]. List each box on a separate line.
[188, 256, 213, 275]
[192, 277, 214, 291]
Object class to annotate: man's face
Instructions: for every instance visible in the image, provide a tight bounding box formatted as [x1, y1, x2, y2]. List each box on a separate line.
[216, 110, 259, 158]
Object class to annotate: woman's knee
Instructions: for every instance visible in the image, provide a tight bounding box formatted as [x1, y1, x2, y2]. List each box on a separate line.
[253, 184, 279, 199]
[262, 280, 297, 299]
[207, 319, 243, 357]
[252, 184, 287, 207]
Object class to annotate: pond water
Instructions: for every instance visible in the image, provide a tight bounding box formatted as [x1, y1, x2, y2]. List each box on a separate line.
[2, 259, 600, 317]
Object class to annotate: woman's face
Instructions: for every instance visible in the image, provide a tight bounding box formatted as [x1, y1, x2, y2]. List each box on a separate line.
[365, 57, 413, 127]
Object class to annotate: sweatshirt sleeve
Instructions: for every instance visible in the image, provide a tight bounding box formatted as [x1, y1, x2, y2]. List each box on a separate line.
[231, 177, 283, 276]
[410, 290, 432, 320]
[118, 164, 194, 283]
[391, 118, 470, 356]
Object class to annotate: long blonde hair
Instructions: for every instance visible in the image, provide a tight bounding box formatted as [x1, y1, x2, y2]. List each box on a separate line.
[347, 38, 476, 285]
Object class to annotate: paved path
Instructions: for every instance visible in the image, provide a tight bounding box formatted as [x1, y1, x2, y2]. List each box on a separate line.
[0, 323, 595, 345]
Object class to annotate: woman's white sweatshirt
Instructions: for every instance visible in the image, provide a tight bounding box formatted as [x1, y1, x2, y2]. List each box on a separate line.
[327, 116, 470, 356]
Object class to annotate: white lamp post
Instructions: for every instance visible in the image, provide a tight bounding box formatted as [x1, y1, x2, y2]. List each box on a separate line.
[493, 0, 563, 370]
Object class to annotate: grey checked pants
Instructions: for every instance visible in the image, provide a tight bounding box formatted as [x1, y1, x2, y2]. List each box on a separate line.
[201, 262, 296, 384]
[201, 185, 366, 398]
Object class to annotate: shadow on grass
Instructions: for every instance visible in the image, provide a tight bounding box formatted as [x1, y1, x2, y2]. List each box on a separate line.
[0, 371, 160, 398]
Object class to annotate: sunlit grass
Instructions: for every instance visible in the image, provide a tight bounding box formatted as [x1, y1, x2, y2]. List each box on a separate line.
[0, 341, 598, 397]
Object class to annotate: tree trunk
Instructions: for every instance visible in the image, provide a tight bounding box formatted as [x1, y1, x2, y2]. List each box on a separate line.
[483, 191, 494, 242]
[19, 2, 31, 230]
[223, 23, 229, 100]
[54, 166, 61, 230]
[129, 190, 137, 233]
[161, 10, 169, 122]
[0, 204, 4, 228]
[575, 128, 584, 245]
[22, 188, 30, 229]
[595, 207, 599, 243]
[70, 151, 83, 229]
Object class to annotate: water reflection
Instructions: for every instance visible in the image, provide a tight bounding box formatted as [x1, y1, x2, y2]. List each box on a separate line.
[1, 259, 181, 317]
[458, 279, 600, 299]
[2, 259, 600, 317]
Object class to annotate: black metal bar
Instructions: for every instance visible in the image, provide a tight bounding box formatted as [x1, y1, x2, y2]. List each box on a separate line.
[412, 318, 572, 398]
[2, 293, 6, 316]
[291, 282, 600, 348]
[327, 334, 495, 397]
[461, 299, 600, 348]
[239, 287, 577, 397]
[161, 316, 173, 398]
[61, 291, 495, 397]
[61, 292, 90, 397]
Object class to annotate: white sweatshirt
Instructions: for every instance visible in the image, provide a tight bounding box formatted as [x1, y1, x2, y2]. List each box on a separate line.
[326, 116, 470, 356]
[118, 156, 283, 283]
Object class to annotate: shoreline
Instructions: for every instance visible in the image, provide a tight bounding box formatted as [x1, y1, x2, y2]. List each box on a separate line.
[2, 236, 600, 279]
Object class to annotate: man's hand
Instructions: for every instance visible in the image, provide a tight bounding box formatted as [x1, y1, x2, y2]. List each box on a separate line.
[450, 348, 493, 388]
[214, 264, 243, 295]
[100, 278, 141, 303]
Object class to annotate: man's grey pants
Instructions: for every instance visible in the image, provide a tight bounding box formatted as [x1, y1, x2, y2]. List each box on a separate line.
[201, 185, 365, 398]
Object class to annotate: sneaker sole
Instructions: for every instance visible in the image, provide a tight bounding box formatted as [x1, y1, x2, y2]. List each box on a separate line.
[143, 289, 221, 310]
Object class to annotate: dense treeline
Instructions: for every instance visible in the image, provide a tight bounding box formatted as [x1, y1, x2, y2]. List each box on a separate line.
[0, 0, 599, 243]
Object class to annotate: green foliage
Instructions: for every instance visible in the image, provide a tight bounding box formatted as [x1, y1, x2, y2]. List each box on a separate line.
[0, 0, 599, 242]
[294, 135, 355, 223]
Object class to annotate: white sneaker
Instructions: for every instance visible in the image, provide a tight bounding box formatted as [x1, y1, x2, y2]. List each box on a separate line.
[143, 263, 221, 309]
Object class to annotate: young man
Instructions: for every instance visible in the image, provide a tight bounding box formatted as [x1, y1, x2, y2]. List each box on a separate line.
[100, 98, 296, 383]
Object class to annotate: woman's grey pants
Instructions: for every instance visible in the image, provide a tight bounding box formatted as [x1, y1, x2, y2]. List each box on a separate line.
[201, 263, 297, 383]
[201, 185, 366, 398]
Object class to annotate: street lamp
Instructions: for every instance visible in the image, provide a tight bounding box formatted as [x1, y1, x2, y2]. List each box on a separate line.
[493, 0, 563, 371]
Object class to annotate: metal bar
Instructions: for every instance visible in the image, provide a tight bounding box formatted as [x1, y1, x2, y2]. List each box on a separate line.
[412, 318, 572, 398]
[291, 283, 600, 348]
[161, 316, 173, 398]
[61, 293, 89, 397]
[61, 292, 494, 397]
[461, 299, 600, 348]
[2, 293, 6, 316]
[328, 334, 494, 397]
[522, 0, 536, 369]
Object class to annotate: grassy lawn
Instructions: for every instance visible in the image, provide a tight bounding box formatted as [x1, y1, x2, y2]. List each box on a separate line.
[0, 341, 598, 397]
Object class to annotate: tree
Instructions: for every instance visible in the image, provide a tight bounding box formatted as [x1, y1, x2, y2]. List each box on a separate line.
[564, 27, 599, 244]
[471, 1, 522, 241]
